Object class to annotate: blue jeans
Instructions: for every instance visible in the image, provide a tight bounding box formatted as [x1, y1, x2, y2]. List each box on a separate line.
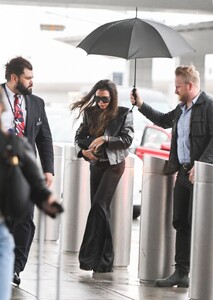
[0, 222, 15, 300]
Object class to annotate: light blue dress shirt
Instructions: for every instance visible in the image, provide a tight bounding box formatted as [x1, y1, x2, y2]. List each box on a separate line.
[177, 94, 200, 164]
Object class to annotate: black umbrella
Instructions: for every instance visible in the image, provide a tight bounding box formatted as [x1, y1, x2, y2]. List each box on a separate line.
[77, 16, 195, 89]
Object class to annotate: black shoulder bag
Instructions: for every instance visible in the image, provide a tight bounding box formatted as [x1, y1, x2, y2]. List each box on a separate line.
[1, 133, 31, 220]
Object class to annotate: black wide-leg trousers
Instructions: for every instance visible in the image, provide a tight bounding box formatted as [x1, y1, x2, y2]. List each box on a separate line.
[79, 160, 125, 272]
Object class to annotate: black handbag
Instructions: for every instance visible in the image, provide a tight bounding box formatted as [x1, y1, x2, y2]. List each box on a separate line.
[0, 132, 31, 220]
[78, 136, 105, 159]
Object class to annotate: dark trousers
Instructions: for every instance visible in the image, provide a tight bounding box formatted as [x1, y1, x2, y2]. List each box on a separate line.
[173, 167, 193, 274]
[9, 202, 35, 274]
[79, 160, 125, 272]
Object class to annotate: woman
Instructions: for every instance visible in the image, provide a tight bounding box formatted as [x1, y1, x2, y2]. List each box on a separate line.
[71, 79, 134, 273]
[0, 87, 63, 300]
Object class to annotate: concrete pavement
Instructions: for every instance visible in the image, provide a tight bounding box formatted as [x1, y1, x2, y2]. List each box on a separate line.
[11, 219, 189, 300]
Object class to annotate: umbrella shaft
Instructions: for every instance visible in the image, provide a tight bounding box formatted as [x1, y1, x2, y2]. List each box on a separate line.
[134, 59, 137, 88]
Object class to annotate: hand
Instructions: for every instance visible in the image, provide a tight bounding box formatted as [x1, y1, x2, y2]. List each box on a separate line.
[130, 89, 143, 108]
[41, 194, 64, 218]
[82, 149, 98, 161]
[88, 136, 105, 152]
[44, 172, 53, 188]
[188, 166, 195, 184]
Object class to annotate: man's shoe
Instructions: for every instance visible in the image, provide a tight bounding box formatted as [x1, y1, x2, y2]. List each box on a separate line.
[155, 268, 189, 288]
[13, 272, 21, 286]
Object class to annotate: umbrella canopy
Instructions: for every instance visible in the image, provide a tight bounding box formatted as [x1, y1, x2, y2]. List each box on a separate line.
[77, 17, 195, 87]
[77, 17, 195, 59]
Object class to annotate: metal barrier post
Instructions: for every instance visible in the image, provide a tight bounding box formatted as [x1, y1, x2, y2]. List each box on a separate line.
[45, 144, 64, 240]
[61, 145, 90, 252]
[111, 154, 135, 267]
[138, 155, 176, 283]
[189, 161, 213, 300]
[34, 144, 64, 241]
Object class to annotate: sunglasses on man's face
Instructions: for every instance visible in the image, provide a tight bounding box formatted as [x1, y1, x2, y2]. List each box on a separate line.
[94, 96, 111, 103]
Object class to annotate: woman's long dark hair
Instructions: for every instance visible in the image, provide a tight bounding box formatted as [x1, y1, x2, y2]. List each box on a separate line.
[70, 79, 119, 136]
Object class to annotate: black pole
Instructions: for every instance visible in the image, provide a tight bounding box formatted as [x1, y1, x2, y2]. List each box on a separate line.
[131, 7, 138, 108]
[134, 6, 138, 88]
[133, 59, 137, 88]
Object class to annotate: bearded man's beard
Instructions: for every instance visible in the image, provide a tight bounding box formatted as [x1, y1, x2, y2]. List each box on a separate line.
[16, 81, 32, 95]
[178, 94, 189, 103]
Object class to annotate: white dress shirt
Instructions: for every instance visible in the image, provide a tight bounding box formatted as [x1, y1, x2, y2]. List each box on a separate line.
[1, 85, 26, 132]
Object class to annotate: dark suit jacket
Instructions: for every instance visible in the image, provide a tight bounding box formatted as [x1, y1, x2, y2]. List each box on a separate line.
[2, 83, 54, 175]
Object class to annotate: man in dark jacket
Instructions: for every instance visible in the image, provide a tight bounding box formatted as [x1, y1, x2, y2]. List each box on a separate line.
[130, 65, 213, 288]
[0, 85, 63, 299]
[1, 56, 54, 285]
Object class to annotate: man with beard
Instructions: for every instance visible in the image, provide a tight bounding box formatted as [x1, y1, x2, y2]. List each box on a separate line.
[130, 65, 213, 288]
[1, 56, 54, 286]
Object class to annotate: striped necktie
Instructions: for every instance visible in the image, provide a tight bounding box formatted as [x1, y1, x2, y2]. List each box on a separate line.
[14, 94, 25, 136]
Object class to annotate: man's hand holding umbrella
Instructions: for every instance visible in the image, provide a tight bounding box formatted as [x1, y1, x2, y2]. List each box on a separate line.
[130, 89, 144, 108]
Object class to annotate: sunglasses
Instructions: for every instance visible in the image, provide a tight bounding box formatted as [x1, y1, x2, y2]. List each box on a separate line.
[94, 96, 111, 103]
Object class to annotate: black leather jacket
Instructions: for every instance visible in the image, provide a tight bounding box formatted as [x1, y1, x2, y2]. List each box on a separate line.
[138, 91, 213, 174]
[75, 106, 134, 165]
[0, 130, 51, 211]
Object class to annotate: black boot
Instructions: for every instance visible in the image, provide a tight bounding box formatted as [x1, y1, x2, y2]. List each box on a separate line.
[155, 268, 189, 288]
[13, 272, 21, 286]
